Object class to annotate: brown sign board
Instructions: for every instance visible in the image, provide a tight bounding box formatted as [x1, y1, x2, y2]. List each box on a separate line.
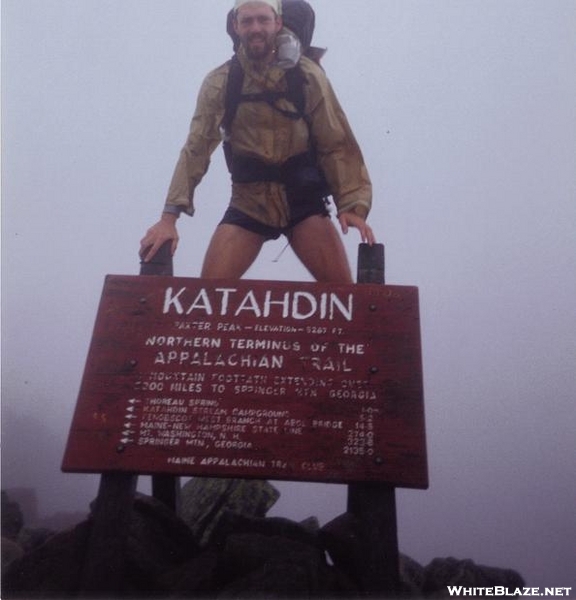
[62, 275, 427, 488]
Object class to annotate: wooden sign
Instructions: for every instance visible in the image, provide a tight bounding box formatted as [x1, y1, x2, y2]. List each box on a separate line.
[62, 275, 427, 488]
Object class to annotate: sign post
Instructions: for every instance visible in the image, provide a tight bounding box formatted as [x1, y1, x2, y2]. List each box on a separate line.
[79, 472, 137, 594]
[139, 242, 181, 512]
[80, 242, 177, 594]
[66, 243, 427, 595]
[349, 243, 401, 596]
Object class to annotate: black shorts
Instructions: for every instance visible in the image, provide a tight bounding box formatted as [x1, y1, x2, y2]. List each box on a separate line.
[219, 195, 330, 241]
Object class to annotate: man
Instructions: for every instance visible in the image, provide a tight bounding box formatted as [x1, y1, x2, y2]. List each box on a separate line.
[140, 0, 374, 283]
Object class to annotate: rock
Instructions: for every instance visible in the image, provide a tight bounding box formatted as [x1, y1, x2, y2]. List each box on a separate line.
[1, 492, 24, 541]
[400, 553, 426, 596]
[320, 512, 426, 596]
[319, 512, 365, 587]
[1, 483, 528, 599]
[2, 520, 91, 597]
[17, 527, 55, 554]
[210, 513, 357, 597]
[217, 532, 354, 597]
[2, 493, 200, 597]
[221, 532, 325, 580]
[217, 559, 322, 598]
[299, 515, 321, 533]
[158, 548, 220, 596]
[180, 478, 280, 546]
[422, 557, 526, 597]
[1, 537, 24, 573]
[210, 512, 322, 550]
[120, 493, 200, 594]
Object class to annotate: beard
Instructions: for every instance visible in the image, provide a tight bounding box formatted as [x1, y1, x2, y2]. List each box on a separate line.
[243, 32, 276, 61]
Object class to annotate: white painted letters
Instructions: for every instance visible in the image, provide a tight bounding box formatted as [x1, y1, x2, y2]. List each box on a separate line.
[162, 286, 354, 322]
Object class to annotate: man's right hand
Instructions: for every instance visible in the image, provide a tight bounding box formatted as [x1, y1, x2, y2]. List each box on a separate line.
[139, 213, 179, 262]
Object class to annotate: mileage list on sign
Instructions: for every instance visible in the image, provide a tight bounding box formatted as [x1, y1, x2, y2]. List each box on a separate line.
[62, 275, 427, 488]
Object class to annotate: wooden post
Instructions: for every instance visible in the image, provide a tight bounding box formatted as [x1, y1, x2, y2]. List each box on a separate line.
[79, 242, 180, 594]
[151, 475, 181, 514]
[139, 240, 174, 277]
[357, 242, 385, 285]
[140, 241, 181, 514]
[80, 472, 138, 594]
[349, 242, 401, 596]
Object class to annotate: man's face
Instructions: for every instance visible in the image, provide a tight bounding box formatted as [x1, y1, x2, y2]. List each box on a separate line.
[234, 2, 282, 61]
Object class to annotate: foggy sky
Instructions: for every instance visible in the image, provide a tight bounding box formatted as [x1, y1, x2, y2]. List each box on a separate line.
[2, 0, 575, 589]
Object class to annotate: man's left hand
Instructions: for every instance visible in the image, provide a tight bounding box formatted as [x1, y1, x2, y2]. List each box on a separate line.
[338, 212, 376, 245]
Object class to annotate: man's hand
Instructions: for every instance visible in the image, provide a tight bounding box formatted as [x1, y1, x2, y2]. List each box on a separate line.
[338, 212, 376, 245]
[139, 213, 179, 262]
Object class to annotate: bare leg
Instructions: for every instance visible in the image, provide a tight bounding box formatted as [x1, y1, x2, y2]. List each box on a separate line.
[201, 224, 266, 279]
[288, 215, 353, 283]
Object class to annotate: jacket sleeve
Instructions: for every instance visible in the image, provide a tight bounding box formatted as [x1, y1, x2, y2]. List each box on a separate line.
[164, 65, 227, 216]
[302, 59, 372, 219]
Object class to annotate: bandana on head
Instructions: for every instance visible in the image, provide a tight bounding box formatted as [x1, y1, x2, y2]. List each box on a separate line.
[234, 0, 282, 16]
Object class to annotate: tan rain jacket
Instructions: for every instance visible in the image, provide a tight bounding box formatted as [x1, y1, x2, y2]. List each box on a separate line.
[164, 49, 372, 228]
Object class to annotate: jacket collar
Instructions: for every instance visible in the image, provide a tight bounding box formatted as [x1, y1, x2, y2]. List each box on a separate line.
[237, 47, 286, 90]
